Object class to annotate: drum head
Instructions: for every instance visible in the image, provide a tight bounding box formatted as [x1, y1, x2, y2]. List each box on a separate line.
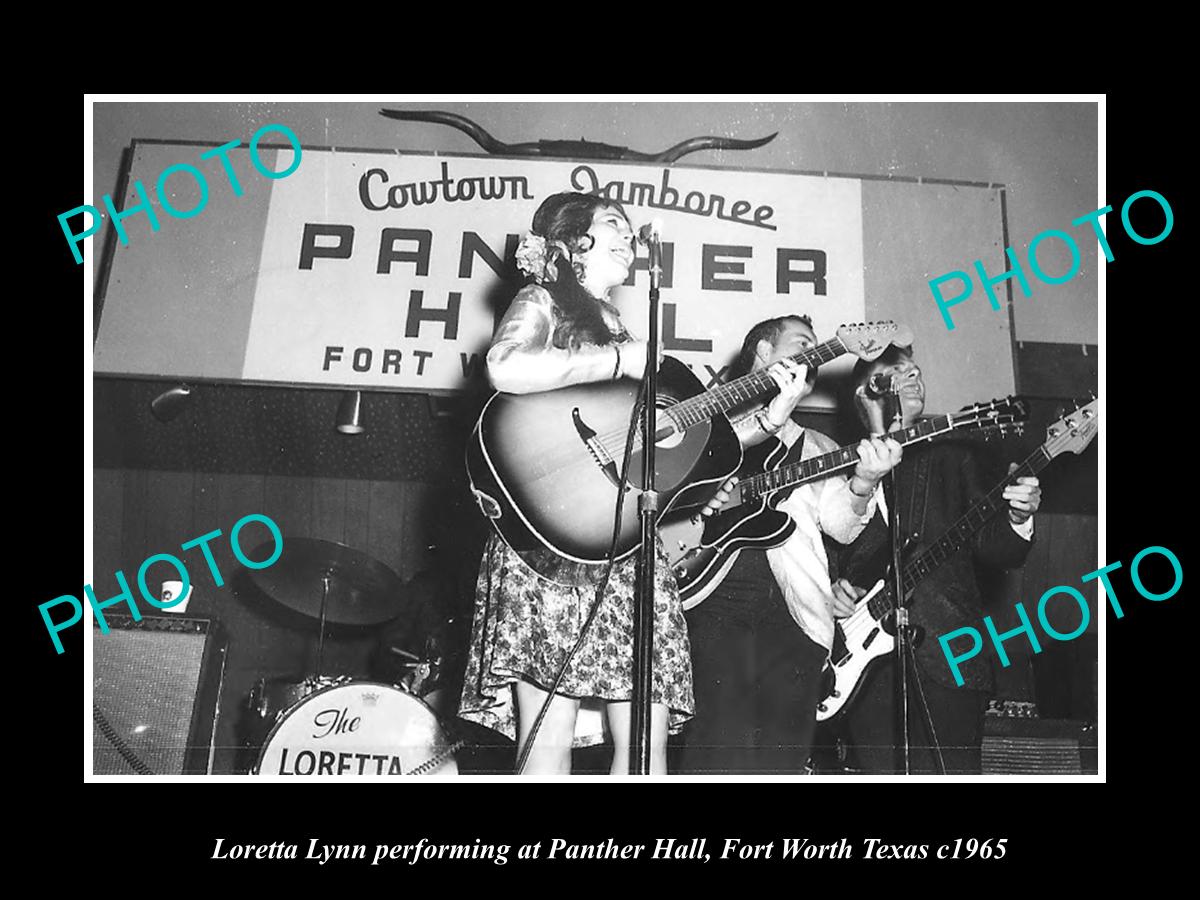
[254, 681, 457, 776]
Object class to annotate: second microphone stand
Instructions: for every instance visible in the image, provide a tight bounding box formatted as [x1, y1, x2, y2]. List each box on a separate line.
[881, 390, 944, 775]
[630, 229, 662, 775]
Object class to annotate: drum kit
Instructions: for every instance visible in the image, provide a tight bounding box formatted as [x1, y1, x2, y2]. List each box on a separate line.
[240, 538, 460, 776]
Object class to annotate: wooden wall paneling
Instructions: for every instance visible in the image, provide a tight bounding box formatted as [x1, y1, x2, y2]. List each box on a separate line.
[311, 477, 347, 545]
[343, 479, 371, 553]
[306, 478, 371, 683]
[142, 470, 195, 606]
[263, 475, 313, 544]
[211, 473, 272, 774]
[257, 475, 315, 674]
[367, 480, 405, 581]
[401, 481, 441, 580]
[118, 469, 149, 593]
[92, 469, 125, 599]
[328, 479, 417, 688]
[191, 471, 221, 619]
[216, 473, 268, 593]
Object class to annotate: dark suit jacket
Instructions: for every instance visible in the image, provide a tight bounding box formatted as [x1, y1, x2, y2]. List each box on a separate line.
[837, 439, 1034, 691]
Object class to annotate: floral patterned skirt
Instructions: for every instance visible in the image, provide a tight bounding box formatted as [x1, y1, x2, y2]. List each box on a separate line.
[457, 534, 694, 745]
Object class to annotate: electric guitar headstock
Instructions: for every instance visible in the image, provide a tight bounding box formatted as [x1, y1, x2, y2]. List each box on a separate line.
[1042, 396, 1099, 459]
[835, 321, 916, 361]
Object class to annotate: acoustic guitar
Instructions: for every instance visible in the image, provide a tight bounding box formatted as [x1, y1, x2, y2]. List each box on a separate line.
[466, 322, 911, 572]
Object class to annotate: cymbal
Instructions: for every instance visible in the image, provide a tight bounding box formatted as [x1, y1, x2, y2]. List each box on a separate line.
[248, 538, 405, 626]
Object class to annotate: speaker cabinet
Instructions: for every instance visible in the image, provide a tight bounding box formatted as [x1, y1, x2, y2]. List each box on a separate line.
[92, 615, 227, 775]
[982, 715, 1097, 775]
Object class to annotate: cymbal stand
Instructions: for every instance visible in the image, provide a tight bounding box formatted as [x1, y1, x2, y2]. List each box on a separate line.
[314, 571, 331, 680]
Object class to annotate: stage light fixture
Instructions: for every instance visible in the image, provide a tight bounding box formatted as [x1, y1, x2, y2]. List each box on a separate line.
[336, 391, 365, 434]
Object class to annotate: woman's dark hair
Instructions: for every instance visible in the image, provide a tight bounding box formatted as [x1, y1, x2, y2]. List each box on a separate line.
[729, 314, 816, 379]
[529, 192, 630, 349]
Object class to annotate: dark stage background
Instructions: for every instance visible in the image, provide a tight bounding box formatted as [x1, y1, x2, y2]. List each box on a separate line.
[92, 379, 1097, 773]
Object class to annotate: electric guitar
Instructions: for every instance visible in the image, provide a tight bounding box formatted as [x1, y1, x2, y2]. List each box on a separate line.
[814, 398, 1099, 722]
[660, 397, 1027, 607]
[466, 321, 911, 574]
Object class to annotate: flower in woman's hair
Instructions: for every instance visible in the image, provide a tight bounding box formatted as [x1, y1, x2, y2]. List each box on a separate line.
[515, 232, 549, 283]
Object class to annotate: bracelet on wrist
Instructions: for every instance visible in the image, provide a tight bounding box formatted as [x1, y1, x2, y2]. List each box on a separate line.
[848, 476, 874, 498]
[756, 410, 781, 435]
[612, 344, 622, 380]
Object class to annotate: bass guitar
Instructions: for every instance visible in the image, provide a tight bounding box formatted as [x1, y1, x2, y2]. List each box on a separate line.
[466, 321, 910, 572]
[660, 397, 1027, 607]
[814, 398, 1099, 722]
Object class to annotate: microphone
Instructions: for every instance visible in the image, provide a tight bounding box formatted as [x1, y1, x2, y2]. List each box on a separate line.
[863, 373, 898, 398]
[636, 219, 664, 291]
[636, 219, 663, 246]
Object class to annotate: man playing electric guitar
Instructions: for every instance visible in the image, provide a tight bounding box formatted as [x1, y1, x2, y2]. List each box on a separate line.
[673, 315, 903, 774]
[831, 345, 1041, 774]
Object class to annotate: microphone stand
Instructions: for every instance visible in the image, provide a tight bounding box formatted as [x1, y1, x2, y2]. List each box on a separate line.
[879, 389, 910, 774]
[631, 229, 662, 775]
[881, 390, 944, 775]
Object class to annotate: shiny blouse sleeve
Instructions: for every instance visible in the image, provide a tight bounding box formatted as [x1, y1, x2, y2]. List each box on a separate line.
[486, 285, 622, 394]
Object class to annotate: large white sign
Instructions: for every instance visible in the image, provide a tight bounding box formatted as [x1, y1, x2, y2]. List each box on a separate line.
[243, 152, 864, 403]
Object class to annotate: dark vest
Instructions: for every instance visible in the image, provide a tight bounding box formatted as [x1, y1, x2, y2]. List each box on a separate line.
[838, 441, 1033, 691]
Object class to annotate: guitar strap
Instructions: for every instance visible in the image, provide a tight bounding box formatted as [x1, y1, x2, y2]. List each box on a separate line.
[905, 442, 933, 545]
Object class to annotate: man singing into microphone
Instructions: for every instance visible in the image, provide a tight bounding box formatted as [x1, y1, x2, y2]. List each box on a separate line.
[833, 344, 1042, 774]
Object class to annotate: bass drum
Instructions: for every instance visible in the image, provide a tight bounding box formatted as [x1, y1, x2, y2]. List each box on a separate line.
[253, 681, 458, 776]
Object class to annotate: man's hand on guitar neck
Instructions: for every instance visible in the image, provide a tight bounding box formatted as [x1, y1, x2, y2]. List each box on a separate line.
[763, 358, 812, 428]
[847, 437, 903, 512]
[1003, 461, 1042, 528]
[832, 578, 867, 618]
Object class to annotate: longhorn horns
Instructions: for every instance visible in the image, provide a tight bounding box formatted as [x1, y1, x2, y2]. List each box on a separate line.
[379, 109, 777, 163]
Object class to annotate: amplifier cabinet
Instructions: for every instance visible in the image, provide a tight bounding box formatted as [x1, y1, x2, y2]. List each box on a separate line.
[982, 716, 1097, 775]
[92, 615, 227, 775]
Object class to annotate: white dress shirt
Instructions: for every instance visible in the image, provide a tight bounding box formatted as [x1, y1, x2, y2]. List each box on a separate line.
[764, 421, 878, 654]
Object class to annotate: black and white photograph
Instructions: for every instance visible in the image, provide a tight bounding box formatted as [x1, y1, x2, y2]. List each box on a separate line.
[76, 97, 1111, 786]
